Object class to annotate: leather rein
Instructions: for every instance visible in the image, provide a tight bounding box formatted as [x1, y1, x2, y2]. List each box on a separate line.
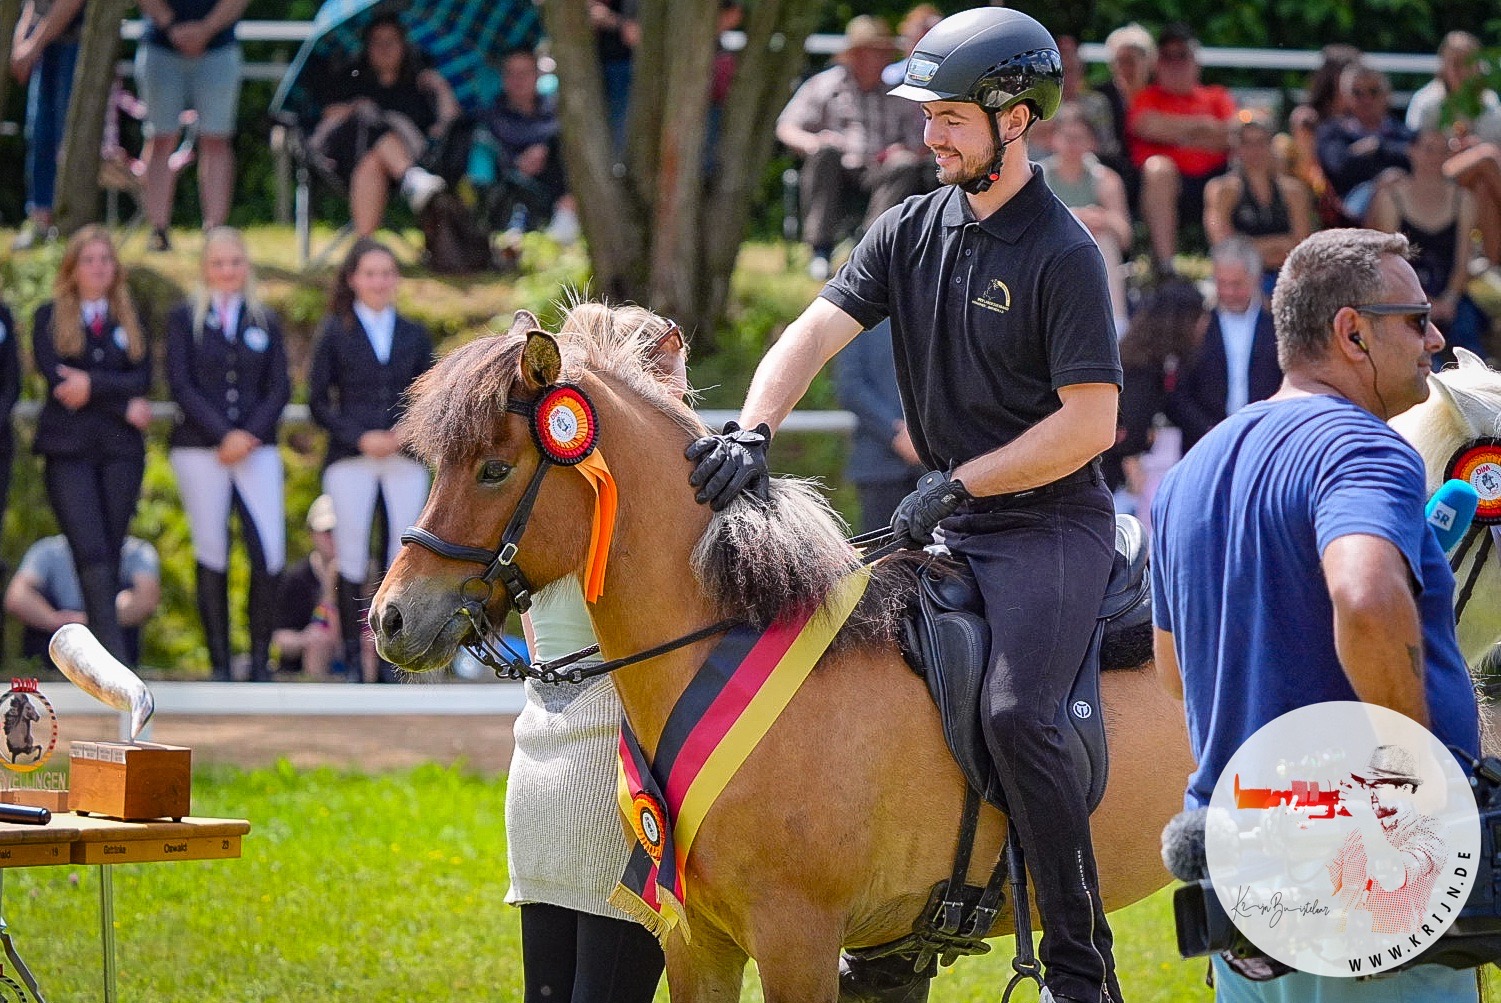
[399, 394, 738, 683]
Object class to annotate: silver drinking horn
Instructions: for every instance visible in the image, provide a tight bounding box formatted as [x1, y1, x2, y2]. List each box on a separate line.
[48, 624, 155, 741]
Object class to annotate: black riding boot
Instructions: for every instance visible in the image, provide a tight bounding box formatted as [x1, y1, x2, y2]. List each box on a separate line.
[337, 576, 366, 683]
[196, 563, 233, 680]
[247, 566, 280, 682]
[78, 563, 128, 664]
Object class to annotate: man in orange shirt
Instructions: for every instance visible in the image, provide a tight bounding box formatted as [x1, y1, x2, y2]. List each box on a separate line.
[1127, 23, 1236, 274]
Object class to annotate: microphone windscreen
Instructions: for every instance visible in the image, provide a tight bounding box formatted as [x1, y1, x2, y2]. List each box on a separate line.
[1161, 807, 1210, 883]
[1426, 478, 1480, 553]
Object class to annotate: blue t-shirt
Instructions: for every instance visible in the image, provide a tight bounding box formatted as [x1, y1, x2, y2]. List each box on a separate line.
[1151, 394, 1479, 809]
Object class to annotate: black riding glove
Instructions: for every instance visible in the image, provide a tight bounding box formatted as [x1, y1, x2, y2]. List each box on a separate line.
[890, 471, 972, 548]
[685, 421, 772, 511]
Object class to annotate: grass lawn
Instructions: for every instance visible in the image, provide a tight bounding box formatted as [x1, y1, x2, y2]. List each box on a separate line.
[17, 762, 1493, 1003]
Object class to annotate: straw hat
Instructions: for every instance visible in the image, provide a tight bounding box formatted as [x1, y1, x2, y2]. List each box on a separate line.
[842, 15, 896, 54]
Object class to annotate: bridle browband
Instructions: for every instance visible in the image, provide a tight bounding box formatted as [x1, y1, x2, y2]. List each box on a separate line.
[398, 392, 738, 682]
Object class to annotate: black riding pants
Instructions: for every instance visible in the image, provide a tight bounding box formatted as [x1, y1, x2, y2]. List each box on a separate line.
[941, 473, 1120, 1003]
[519, 903, 664, 1003]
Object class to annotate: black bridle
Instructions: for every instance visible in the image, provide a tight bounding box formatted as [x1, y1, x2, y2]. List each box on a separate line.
[1451, 522, 1498, 626]
[398, 394, 739, 682]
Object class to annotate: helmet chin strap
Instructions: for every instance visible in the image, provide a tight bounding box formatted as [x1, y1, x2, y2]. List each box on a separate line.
[960, 108, 1010, 195]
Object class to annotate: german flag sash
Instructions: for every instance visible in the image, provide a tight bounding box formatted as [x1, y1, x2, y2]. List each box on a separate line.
[610, 565, 872, 943]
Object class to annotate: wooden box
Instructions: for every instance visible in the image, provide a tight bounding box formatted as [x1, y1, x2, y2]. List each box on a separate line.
[68, 742, 191, 821]
[0, 788, 69, 812]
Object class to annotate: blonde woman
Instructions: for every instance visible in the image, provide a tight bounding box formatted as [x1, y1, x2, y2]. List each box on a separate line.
[31, 225, 152, 663]
[166, 227, 291, 681]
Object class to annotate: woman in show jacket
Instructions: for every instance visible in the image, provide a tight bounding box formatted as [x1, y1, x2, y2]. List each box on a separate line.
[166, 226, 292, 681]
[309, 238, 434, 682]
[32, 224, 152, 663]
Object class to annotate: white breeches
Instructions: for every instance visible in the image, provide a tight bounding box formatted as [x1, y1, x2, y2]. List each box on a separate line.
[169, 445, 287, 574]
[322, 454, 430, 582]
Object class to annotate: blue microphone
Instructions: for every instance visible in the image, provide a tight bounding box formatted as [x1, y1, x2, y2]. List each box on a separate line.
[1426, 479, 1480, 552]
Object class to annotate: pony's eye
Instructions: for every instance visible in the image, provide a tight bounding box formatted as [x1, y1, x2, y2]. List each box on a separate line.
[478, 460, 513, 484]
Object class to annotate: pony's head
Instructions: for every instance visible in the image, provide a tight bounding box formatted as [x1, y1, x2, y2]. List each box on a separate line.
[371, 305, 707, 672]
[1391, 347, 1501, 493]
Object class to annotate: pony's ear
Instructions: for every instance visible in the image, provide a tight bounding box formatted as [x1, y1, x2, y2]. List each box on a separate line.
[506, 309, 540, 340]
[1455, 346, 1487, 371]
[1428, 369, 1490, 438]
[520, 329, 562, 391]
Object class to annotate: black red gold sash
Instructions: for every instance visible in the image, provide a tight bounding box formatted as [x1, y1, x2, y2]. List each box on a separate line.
[610, 565, 872, 942]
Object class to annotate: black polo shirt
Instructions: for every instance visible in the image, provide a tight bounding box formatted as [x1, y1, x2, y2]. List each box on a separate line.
[822, 164, 1122, 473]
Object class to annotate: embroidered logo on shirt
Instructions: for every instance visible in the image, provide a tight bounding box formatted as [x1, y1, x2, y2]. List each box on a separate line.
[972, 278, 1012, 315]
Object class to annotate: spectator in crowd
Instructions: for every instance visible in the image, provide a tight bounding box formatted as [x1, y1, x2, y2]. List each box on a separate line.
[1315, 63, 1411, 224]
[833, 319, 925, 533]
[476, 47, 578, 243]
[309, 239, 435, 683]
[309, 14, 459, 238]
[776, 15, 930, 281]
[272, 495, 343, 679]
[705, 0, 745, 166]
[1405, 31, 1501, 268]
[1109, 279, 1205, 526]
[9, 0, 84, 250]
[1151, 227, 1478, 1002]
[1287, 43, 1362, 220]
[135, 0, 248, 251]
[0, 297, 20, 528]
[1368, 128, 1488, 359]
[1128, 22, 1236, 274]
[31, 226, 152, 665]
[165, 227, 290, 682]
[1167, 237, 1281, 452]
[881, 4, 943, 87]
[1095, 22, 1155, 204]
[508, 305, 682, 1003]
[591, 0, 638, 153]
[6, 535, 160, 671]
[1204, 110, 1314, 289]
[1042, 102, 1133, 334]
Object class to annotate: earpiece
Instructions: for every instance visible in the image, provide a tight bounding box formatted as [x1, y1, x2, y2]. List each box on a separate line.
[1350, 333, 1368, 352]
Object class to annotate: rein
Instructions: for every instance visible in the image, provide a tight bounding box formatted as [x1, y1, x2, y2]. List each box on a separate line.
[1451, 523, 1498, 626]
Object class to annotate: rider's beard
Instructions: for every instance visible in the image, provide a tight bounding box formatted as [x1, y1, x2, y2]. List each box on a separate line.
[933, 136, 998, 187]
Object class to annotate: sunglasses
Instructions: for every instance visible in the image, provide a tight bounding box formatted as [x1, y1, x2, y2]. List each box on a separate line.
[1354, 302, 1431, 331]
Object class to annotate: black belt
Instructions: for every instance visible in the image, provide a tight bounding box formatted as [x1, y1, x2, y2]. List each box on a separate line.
[957, 460, 1103, 514]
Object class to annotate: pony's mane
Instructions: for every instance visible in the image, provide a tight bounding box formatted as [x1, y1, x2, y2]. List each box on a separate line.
[399, 303, 701, 465]
[399, 301, 915, 639]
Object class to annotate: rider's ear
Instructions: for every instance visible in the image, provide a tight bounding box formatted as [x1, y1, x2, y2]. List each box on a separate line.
[520, 329, 562, 391]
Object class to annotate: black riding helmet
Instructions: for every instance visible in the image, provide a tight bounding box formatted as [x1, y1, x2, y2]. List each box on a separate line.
[890, 8, 1063, 193]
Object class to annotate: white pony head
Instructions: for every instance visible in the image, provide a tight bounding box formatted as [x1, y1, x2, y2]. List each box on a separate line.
[1389, 348, 1501, 495]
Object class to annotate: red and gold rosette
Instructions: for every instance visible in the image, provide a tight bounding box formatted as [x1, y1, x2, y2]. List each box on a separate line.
[1446, 438, 1501, 525]
[631, 791, 668, 865]
[530, 384, 598, 466]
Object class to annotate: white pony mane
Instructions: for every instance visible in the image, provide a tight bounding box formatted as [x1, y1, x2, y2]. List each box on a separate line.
[1390, 348, 1501, 492]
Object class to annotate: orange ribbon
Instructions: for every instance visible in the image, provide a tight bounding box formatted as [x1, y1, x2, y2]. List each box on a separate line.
[575, 450, 618, 603]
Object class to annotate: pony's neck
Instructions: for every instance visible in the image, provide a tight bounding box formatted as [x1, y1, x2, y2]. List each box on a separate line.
[580, 381, 719, 753]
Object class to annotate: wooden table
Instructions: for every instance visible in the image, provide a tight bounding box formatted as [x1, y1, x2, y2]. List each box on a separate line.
[0, 815, 250, 1003]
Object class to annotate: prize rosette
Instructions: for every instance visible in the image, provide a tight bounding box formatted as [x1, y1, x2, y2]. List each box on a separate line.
[1446, 437, 1501, 524]
[529, 384, 599, 466]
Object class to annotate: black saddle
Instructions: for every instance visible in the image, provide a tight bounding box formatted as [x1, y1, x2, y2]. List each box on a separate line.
[900, 514, 1152, 814]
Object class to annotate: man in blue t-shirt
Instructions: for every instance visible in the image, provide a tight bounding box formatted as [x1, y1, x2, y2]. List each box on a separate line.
[1151, 228, 1480, 1001]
